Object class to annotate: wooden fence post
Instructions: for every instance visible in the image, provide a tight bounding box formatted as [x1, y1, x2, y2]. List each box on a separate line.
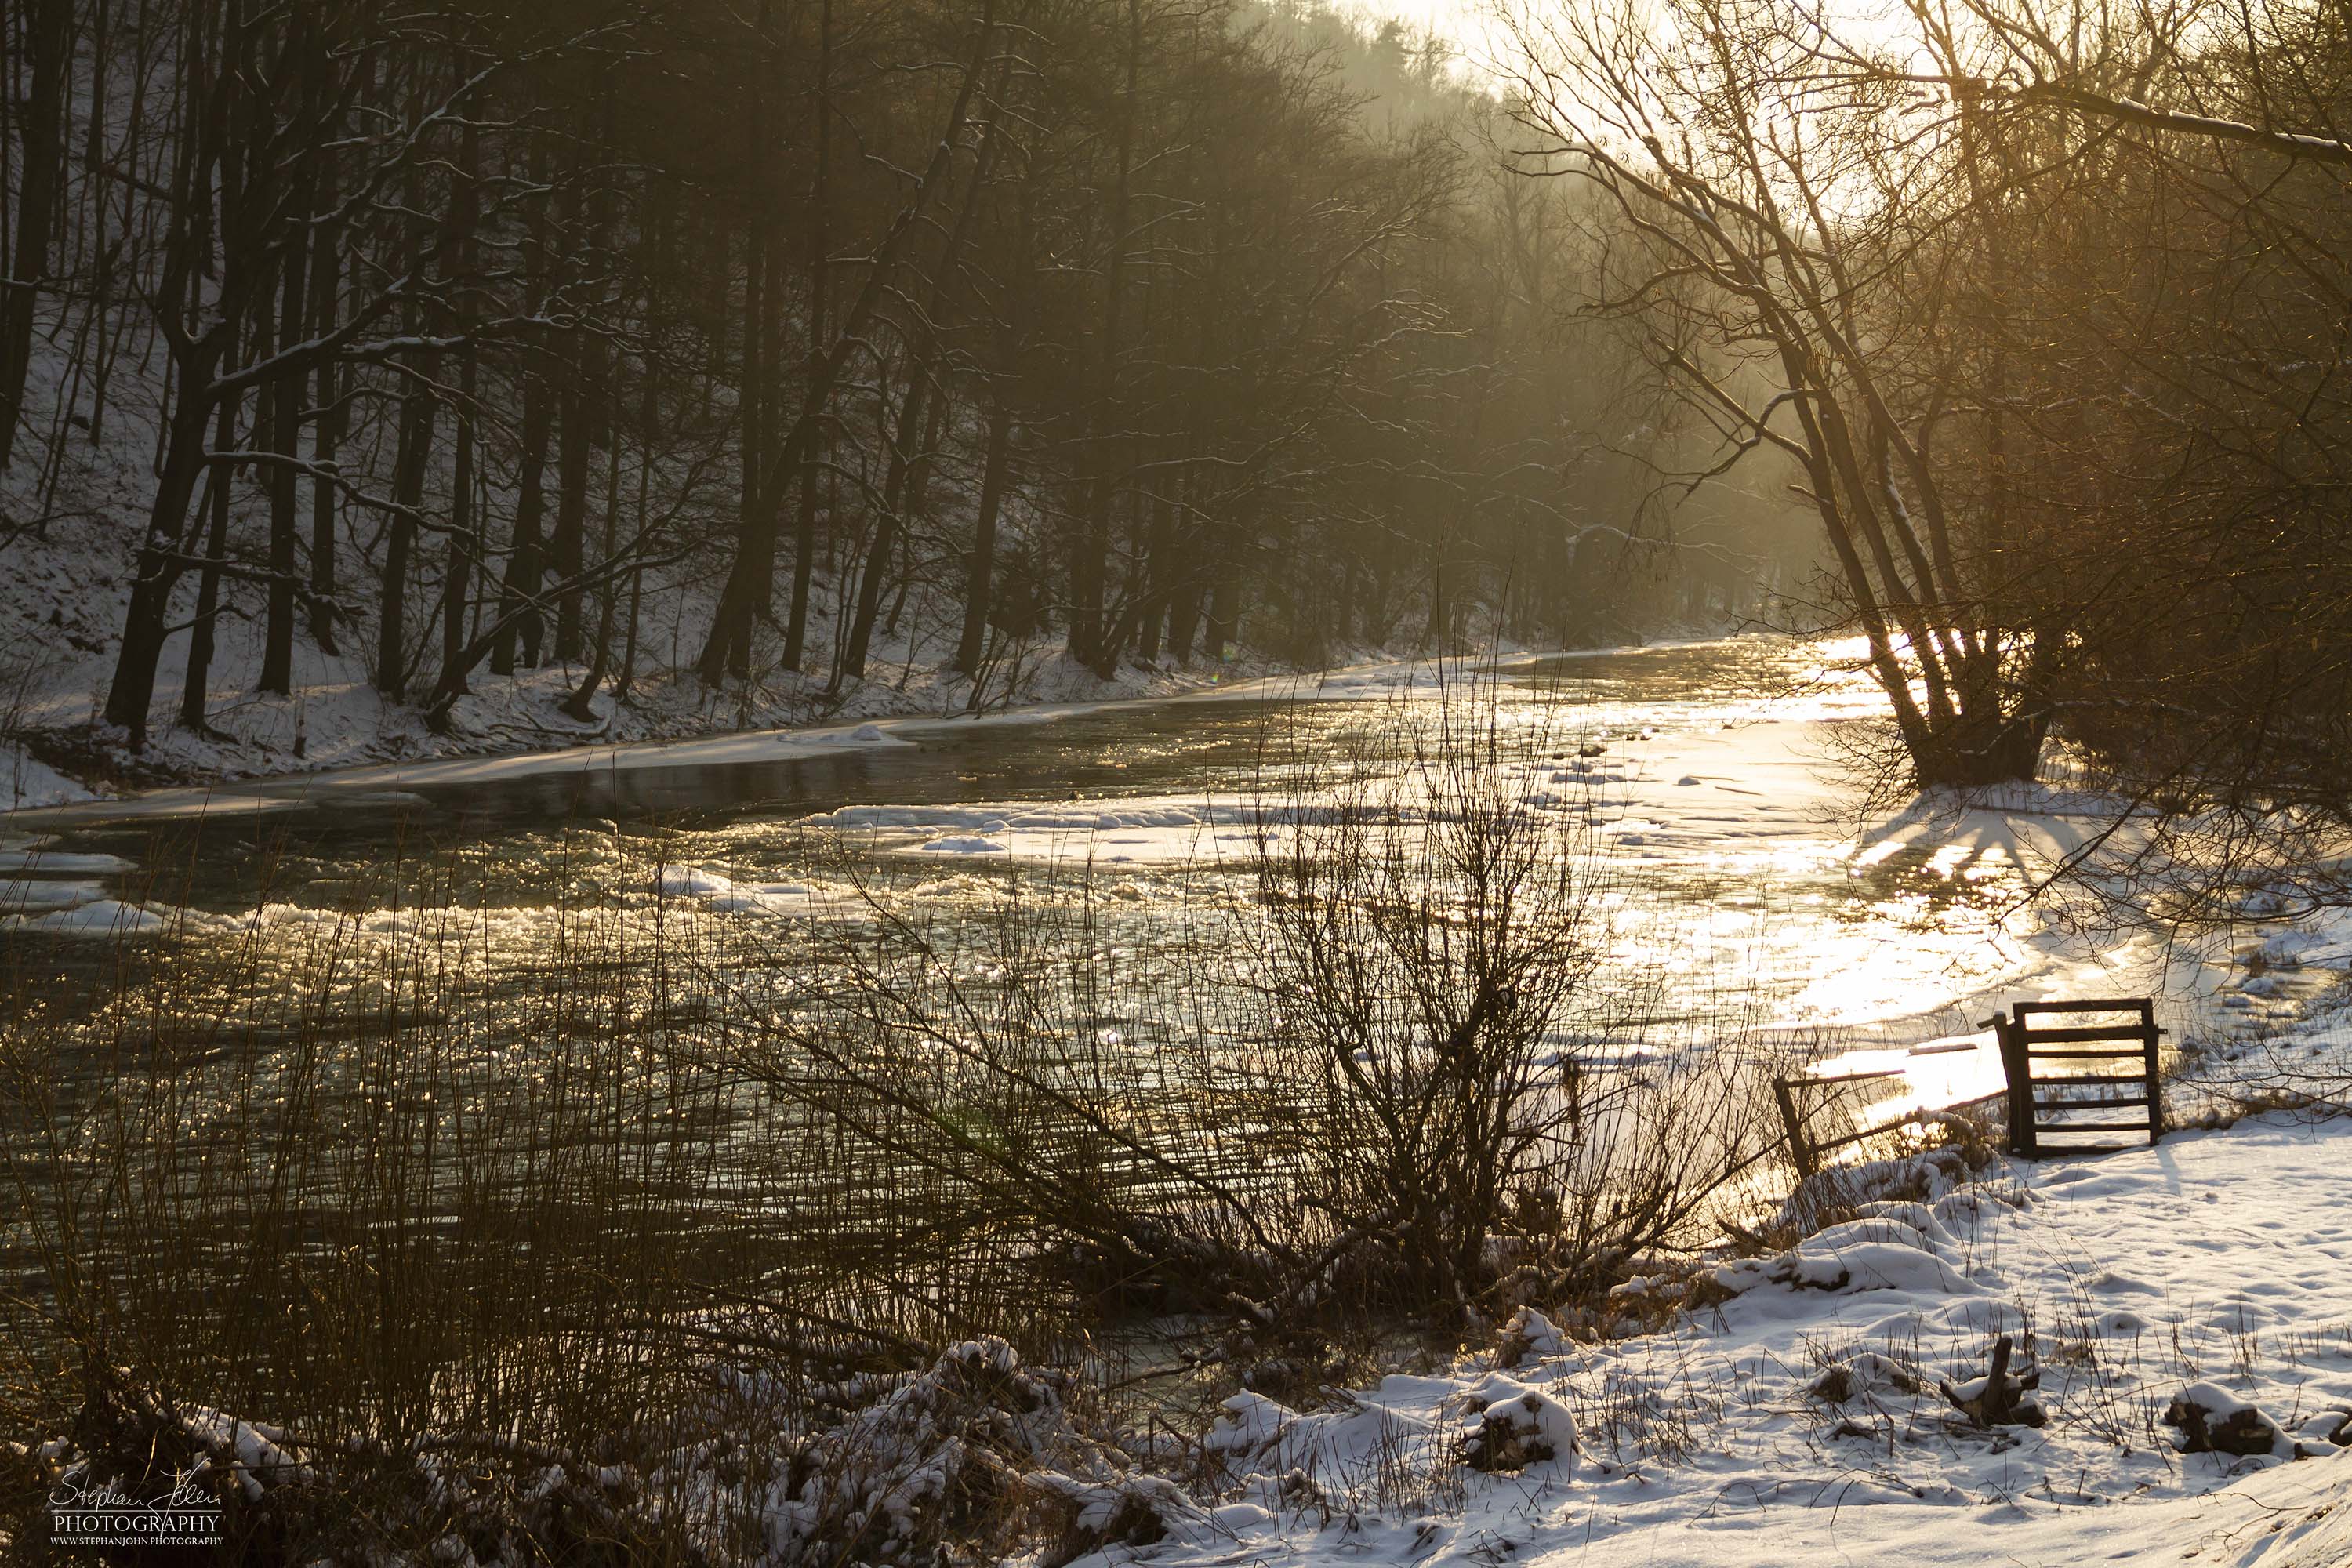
[1773, 1076, 1814, 1178]
[1990, 1011, 2036, 1158]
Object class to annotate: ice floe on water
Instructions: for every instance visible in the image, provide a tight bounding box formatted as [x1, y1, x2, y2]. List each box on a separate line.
[918, 834, 1010, 855]
[0, 844, 133, 873]
[6, 897, 171, 935]
[0, 877, 111, 913]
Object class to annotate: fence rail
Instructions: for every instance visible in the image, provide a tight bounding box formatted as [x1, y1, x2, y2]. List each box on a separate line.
[1772, 996, 2168, 1174]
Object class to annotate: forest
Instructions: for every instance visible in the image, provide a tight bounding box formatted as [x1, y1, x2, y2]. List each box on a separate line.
[0, 0, 1788, 792]
[1489, 0, 2352, 911]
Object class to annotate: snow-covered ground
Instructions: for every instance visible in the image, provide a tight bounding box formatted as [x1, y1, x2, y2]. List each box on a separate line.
[1153, 1108, 2352, 1568]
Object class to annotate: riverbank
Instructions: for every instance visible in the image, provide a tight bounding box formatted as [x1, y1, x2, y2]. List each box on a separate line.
[0, 632, 1762, 829]
[1127, 1096, 2352, 1568]
[0, 475, 1720, 813]
[0, 622, 1279, 811]
[0, 617, 1742, 816]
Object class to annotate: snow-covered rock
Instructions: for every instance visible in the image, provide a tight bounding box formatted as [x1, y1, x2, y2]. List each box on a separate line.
[1713, 1211, 1973, 1298]
[2163, 1382, 2297, 1460]
[1461, 1374, 1576, 1474]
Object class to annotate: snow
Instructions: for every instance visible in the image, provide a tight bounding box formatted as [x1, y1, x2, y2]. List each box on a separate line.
[1134, 1112, 2352, 1568]
[1, 746, 93, 810]
[1713, 1207, 1980, 1298]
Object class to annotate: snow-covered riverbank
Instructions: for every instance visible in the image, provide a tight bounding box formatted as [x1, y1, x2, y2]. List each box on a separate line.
[0, 453, 1719, 814]
[1133, 1099, 2352, 1568]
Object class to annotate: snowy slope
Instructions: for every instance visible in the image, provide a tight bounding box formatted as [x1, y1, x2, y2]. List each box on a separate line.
[2, 316, 1706, 810]
[1136, 1111, 2352, 1568]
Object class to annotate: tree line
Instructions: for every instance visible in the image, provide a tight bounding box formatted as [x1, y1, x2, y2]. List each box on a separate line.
[0, 0, 1759, 754]
[1505, 0, 2352, 913]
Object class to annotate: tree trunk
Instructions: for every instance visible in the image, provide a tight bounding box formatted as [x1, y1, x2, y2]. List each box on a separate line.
[837, 369, 931, 685]
[304, 37, 342, 652]
[258, 163, 311, 695]
[1137, 470, 1178, 664]
[1070, 0, 1144, 670]
[1167, 573, 1201, 666]
[437, 125, 481, 700]
[495, 354, 554, 672]
[376, 355, 437, 699]
[782, 0, 833, 677]
[728, 213, 769, 681]
[562, 371, 629, 722]
[439, 358, 477, 699]
[550, 339, 593, 663]
[613, 354, 657, 704]
[884, 386, 952, 641]
[103, 342, 222, 742]
[180, 392, 239, 731]
[1421, 546, 1446, 651]
[1205, 571, 1237, 662]
[954, 397, 1014, 677]
[307, 358, 343, 652]
[0, 0, 74, 471]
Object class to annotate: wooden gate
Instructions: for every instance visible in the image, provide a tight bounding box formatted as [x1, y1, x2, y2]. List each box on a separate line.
[1987, 998, 2165, 1158]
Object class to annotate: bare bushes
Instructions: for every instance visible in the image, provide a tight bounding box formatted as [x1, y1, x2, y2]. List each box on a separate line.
[1248, 697, 1604, 1313]
[730, 679, 1792, 1353]
[1246, 687, 1789, 1319]
[720, 862, 1309, 1332]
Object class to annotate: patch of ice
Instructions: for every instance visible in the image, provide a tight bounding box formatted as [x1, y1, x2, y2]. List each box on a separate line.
[919, 835, 1007, 855]
[0, 877, 108, 913]
[653, 865, 733, 897]
[0, 847, 132, 873]
[7, 898, 169, 935]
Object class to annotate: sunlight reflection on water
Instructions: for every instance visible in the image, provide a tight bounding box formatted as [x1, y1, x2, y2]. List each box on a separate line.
[5, 634, 2078, 1104]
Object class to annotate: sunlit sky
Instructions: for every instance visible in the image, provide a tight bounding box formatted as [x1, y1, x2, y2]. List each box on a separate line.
[1332, 0, 1925, 89]
[1333, 0, 1509, 72]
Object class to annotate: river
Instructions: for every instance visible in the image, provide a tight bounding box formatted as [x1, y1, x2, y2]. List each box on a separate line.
[0, 633, 2202, 1347]
[0, 635, 2129, 1054]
